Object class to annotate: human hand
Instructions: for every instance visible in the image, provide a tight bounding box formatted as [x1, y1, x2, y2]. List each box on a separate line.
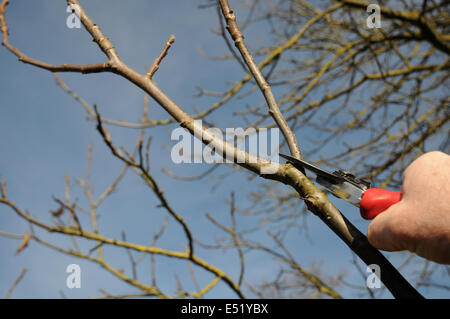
[368, 151, 450, 264]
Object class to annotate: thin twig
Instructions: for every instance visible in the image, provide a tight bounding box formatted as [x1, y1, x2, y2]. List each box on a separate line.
[0, 175, 6, 199]
[4, 268, 28, 299]
[146, 34, 175, 79]
[229, 192, 245, 286]
[121, 230, 137, 280]
[53, 197, 82, 231]
[0, 231, 24, 239]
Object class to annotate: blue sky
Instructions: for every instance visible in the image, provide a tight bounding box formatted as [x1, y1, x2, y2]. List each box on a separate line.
[0, 0, 448, 299]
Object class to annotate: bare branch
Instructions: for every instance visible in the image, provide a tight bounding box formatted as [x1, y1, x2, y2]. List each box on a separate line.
[4, 268, 27, 299]
[146, 34, 175, 79]
[53, 197, 82, 231]
[218, 0, 303, 160]
[15, 232, 31, 255]
[0, 196, 244, 298]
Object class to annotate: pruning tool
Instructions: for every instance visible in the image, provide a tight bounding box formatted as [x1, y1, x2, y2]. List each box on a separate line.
[279, 153, 401, 220]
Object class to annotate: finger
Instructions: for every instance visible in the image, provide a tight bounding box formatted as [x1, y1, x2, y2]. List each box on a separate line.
[367, 201, 410, 252]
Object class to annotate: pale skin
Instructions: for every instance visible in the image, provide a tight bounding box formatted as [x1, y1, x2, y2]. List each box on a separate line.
[368, 151, 450, 264]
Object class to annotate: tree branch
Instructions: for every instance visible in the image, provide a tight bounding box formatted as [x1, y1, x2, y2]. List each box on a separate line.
[218, 0, 303, 160]
[146, 34, 175, 79]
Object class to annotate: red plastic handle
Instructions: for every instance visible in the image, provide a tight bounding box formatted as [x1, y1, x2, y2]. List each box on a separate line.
[360, 188, 401, 220]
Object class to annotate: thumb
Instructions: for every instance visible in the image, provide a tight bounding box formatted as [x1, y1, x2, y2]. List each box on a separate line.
[367, 201, 410, 252]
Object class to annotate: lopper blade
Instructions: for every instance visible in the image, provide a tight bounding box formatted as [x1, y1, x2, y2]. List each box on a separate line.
[279, 153, 369, 206]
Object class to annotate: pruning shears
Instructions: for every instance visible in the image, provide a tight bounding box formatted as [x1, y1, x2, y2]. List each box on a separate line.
[279, 153, 401, 220]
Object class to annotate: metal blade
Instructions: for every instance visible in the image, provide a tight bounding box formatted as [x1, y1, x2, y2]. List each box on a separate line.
[316, 176, 365, 207]
[279, 153, 341, 184]
[279, 153, 367, 207]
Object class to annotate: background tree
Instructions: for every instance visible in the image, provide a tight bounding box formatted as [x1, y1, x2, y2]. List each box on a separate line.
[0, 0, 448, 299]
